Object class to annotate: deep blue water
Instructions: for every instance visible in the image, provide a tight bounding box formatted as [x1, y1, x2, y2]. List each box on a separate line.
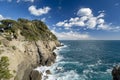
[56, 40, 120, 80]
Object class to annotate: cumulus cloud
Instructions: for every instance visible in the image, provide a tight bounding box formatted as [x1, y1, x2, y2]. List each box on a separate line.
[56, 8, 120, 31]
[97, 18, 104, 24]
[0, 14, 6, 20]
[77, 8, 92, 16]
[51, 30, 91, 40]
[28, 5, 51, 16]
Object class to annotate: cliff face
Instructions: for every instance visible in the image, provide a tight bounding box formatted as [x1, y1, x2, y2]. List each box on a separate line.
[0, 19, 60, 80]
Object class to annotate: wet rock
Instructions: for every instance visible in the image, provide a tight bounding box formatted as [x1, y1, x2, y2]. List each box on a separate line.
[112, 66, 120, 80]
[53, 52, 57, 58]
[46, 70, 51, 74]
[30, 70, 42, 80]
[45, 58, 52, 66]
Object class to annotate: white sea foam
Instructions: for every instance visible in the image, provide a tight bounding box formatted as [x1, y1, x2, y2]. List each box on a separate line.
[34, 42, 114, 80]
[87, 59, 102, 68]
[34, 43, 84, 80]
[45, 70, 80, 80]
[83, 69, 93, 74]
[59, 61, 79, 64]
[106, 68, 112, 73]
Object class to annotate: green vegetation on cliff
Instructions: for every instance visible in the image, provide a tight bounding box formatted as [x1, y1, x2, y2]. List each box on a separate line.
[0, 18, 57, 41]
[0, 56, 13, 80]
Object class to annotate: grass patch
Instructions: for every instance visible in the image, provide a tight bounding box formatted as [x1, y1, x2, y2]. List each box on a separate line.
[0, 56, 13, 79]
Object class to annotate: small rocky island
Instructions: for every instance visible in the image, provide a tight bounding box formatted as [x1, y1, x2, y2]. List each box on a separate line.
[0, 18, 60, 80]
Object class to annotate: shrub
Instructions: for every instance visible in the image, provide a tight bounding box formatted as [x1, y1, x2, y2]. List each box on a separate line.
[12, 46, 16, 50]
[6, 36, 12, 41]
[0, 41, 1, 45]
[0, 56, 13, 80]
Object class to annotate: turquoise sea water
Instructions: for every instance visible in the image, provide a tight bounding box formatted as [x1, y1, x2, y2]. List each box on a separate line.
[53, 40, 120, 80]
[39, 40, 120, 80]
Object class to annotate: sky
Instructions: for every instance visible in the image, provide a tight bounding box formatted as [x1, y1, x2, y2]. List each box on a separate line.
[0, 0, 120, 40]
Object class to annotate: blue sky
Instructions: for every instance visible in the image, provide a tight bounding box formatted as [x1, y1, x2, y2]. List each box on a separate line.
[0, 0, 120, 40]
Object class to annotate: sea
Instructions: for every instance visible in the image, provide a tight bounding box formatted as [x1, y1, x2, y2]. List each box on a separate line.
[36, 40, 120, 80]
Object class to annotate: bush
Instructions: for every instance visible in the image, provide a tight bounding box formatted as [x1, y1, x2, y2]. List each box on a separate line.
[0, 41, 1, 45]
[6, 36, 12, 41]
[12, 46, 16, 50]
[0, 56, 13, 80]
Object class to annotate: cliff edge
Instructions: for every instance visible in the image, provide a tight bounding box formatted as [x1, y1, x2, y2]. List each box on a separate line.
[0, 18, 60, 80]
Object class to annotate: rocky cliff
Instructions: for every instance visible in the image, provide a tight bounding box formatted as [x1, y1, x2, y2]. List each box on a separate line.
[0, 19, 60, 80]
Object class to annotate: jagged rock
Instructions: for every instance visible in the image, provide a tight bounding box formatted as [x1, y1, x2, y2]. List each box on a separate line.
[30, 70, 42, 80]
[46, 70, 51, 74]
[112, 66, 120, 80]
[45, 58, 52, 66]
[53, 52, 57, 58]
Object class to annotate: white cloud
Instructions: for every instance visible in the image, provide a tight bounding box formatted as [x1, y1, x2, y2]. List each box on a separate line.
[98, 10, 105, 13]
[28, 5, 51, 16]
[86, 17, 97, 29]
[0, 14, 6, 20]
[7, 0, 12, 2]
[97, 24, 120, 31]
[56, 20, 68, 26]
[77, 8, 92, 16]
[51, 30, 91, 40]
[0, 0, 12, 2]
[56, 8, 119, 31]
[24, 0, 34, 2]
[17, 0, 20, 3]
[0, 0, 34, 2]
[97, 24, 110, 30]
[97, 13, 105, 18]
[97, 18, 104, 24]
[17, 0, 34, 3]
[41, 18, 46, 22]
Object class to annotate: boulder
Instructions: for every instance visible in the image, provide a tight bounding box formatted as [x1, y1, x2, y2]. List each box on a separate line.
[30, 70, 42, 80]
[46, 70, 51, 74]
[112, 66, 120, 80]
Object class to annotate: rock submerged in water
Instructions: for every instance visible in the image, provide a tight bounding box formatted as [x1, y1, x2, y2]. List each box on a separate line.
[46, 70, 51, 74]
[112, 66, 120, 80]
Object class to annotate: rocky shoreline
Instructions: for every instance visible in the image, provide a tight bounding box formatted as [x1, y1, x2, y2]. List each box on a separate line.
[30, 44, 61, 80]
[30, 44, 63, 80]
[0, 19, 61, 80]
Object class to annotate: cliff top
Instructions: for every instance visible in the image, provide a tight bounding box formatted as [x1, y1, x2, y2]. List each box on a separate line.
[0, 18, 57, 41]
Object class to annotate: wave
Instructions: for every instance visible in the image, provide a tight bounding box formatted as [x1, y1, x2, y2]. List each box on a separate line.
[35, 43, 69, 80]
[36, 43, 85, 80]
[34, 42, 113, 80]
[41, 70, 80, 80]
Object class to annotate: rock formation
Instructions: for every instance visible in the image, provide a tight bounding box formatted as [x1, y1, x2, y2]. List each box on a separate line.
[0, 18, 60, 80]
[112, 66, 120, 80]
